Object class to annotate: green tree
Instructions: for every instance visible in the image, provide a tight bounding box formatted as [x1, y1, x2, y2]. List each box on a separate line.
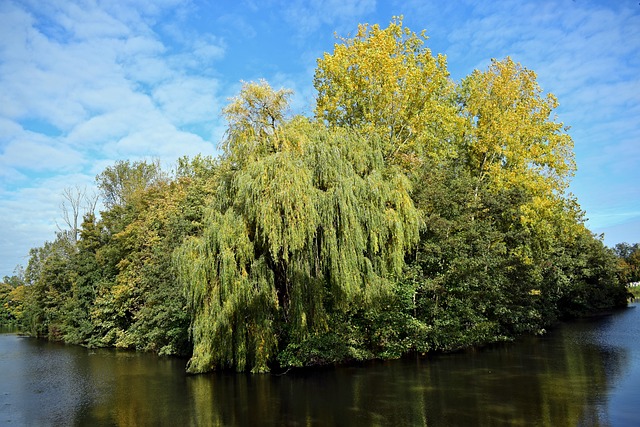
[97, 159, 166, 210]
[175, 81, 421, 373]
[455, 58, 588, 318]
[15, 18, 628, 375]
[0, 281, 16, 325]
[614, 242, 640, 284]
[87, 156, 216, 353]
[88, 159, 170, 347]
[221, 79, 293, 166]
[103, 180, 200, 355]
[403, 161, 543, 353]
[555, 231, 629, 316]
[22, 234, 76, 338]
[60, 213, 103, 345]
[0, 274, 27, 327]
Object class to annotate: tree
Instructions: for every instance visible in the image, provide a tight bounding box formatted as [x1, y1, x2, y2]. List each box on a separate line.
[84, 156, 217, 353]
[58, 186, 82, 244]
[555, 231, 629, 316]
[97, 180, 196, 355]
[57, 186, 99, 245]
[59, 213, 103, 345]
[221, 79, 293, 166]
[454, 57, 582, 286]
[87, 160, 169, 346]
[314, 17, 459, 167]
[22, 234, 76, 338]
[1, 281, 15, 325]
[175, 81, 421, 373]
[1, 279, 26, 327]
[15, 19, 628, 375]
[1, 271, 26, 326]
[457, 57, 575, 197]
[402, 160, 546, 353]
[96, 159, 165, 210]
[613, 242, 640, 284]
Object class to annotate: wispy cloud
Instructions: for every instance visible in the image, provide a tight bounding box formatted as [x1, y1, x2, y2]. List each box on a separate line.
[283, 0, 377, 38]
[0, 0, 224, 275]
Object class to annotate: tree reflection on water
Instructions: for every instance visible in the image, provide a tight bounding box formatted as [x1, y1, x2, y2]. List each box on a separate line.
[1, 304, 638, 426]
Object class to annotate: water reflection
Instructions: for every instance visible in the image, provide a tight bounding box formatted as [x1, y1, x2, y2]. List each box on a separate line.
[1, 304, 638, 426]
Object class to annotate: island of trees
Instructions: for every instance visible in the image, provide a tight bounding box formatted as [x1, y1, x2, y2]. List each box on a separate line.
[0, 19, 632, 373]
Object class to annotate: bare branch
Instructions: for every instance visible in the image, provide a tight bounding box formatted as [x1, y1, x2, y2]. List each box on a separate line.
[59, 185, 86, 244]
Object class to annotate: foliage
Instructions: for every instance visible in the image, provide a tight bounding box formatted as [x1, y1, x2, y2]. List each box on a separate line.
[15, 18, 628, 374]
[314, 16, 459, 167]
[16, 157, 217, 357]
[613, 242, 640, 284]
[97, 159, 166, 210]
[457, 58, 575, 193]
[175, 82, 421, 372]
[554, 231, 629, 316]
[21, 234, 77, 338]
[0, 274, 26, 326]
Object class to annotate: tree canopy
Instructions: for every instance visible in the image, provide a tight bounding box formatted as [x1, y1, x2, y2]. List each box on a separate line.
[9, 18, 629, 374]
[314, 17, 459, 167]
[175, 87, 421, 372]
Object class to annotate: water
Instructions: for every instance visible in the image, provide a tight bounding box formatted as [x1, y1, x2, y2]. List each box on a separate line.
[2, 304, 639, 426]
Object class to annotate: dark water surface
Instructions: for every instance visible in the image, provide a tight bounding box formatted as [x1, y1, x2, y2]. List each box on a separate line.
[2, 303, 639, 426]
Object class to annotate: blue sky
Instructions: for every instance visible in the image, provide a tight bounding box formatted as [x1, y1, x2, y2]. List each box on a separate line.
[1, 0, 639, 277]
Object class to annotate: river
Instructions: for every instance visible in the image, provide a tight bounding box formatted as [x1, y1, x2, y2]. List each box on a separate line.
[1, 303, 639, 426]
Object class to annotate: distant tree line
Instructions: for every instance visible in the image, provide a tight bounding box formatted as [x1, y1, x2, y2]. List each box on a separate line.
[613, 242, 640, 284]
[0, 19, 631, 372]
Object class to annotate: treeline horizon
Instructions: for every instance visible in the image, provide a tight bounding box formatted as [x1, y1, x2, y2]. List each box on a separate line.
[0, 18, 633, 373]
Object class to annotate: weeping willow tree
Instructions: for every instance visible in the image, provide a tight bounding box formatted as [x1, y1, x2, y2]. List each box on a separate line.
[175, 81, 420, 373]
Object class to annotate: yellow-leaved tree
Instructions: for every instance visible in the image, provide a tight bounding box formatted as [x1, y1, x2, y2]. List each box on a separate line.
[314, 17, 460, 168]
[458, 57, 580, 259]
[458, 57, 575, 195]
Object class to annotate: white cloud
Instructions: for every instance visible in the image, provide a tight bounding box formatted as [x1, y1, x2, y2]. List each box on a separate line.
[284, 0, 377, 38]
[0, 0, 226, 275]
[113, 124, 216, 160]
[0, 171, 98, 274]
[216, 13, 258, 39]
[0, 8, 124, 129]
[51, 2, 133, 40]
[152, 77, 220, 124]
[1, 134, 84, 173]
[65, 104, 153, 147]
